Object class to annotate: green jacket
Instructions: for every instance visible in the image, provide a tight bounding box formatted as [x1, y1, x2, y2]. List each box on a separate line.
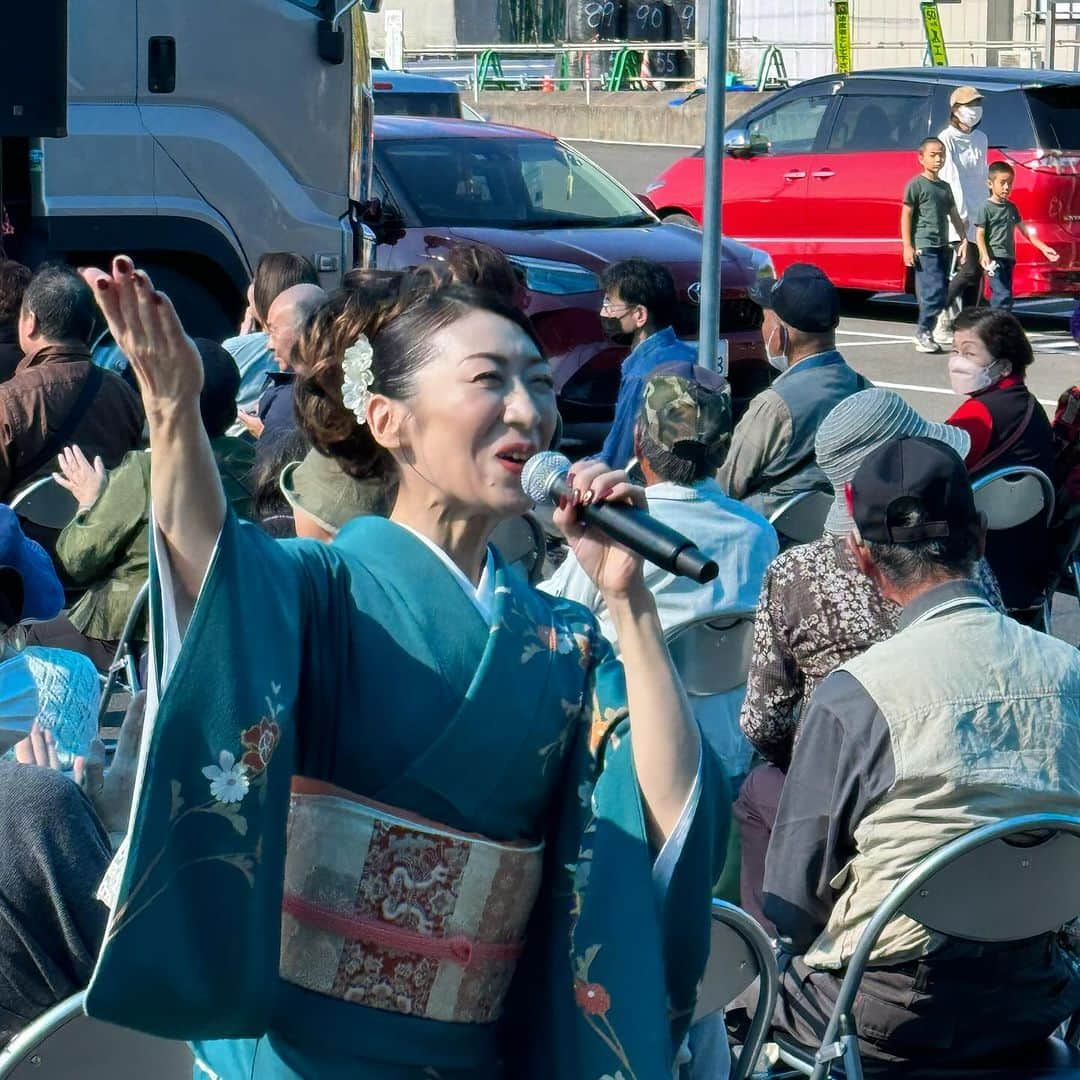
[56, 437, 254, 642]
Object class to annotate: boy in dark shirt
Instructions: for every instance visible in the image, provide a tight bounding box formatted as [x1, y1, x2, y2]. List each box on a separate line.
[901, 137, 968, 354]
[974, 161, 1059, 310]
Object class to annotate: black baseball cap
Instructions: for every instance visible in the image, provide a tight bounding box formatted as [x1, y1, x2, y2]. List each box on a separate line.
[749, 263, 840, 334]
[848, 436, 977, 544]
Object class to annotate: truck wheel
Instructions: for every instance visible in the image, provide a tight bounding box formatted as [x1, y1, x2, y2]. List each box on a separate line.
[136, 261, 239, 342]
[662, 212, 701, 229]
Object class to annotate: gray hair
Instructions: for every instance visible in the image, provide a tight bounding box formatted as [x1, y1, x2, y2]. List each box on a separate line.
[21, 265, 96, 344]
[863, 497, 980, 589]
[634, 415, 700, 486]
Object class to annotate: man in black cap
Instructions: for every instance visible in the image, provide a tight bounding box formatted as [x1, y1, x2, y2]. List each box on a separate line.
[720, 263, 869, 518]
[736, 435, 1080, 1066]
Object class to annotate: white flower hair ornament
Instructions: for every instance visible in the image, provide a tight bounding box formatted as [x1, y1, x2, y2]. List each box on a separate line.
[341, 333, 375, 426]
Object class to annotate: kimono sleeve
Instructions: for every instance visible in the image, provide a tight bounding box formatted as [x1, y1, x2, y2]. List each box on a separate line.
[567, 624, 731, 1076]
[86, 512, 353, 1039]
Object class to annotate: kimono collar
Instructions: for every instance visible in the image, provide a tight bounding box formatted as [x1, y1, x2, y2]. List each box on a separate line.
[392, 521, 496, 623]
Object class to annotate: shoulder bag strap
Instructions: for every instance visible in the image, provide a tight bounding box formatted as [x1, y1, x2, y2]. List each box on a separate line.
[17, 363, 105, 481]
[969, 394, 1036, 475]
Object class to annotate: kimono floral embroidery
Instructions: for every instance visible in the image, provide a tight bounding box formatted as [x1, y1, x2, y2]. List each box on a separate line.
[573, 944, 637, 1080]
[202, 751, 250, 804]
[105, 683, 285, 940]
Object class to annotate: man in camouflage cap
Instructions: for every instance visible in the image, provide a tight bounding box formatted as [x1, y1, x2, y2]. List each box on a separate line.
[640, 363, 733, 483]
[543, 359, 778, 782]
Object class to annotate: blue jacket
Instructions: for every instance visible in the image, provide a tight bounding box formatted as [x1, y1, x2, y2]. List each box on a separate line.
[599, 327, 697, 469]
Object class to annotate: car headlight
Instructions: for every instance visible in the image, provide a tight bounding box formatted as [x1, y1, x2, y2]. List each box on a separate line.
[509, 256, 600, 296]
[747, 247, 776, 282]
[645, 179, 665, 193]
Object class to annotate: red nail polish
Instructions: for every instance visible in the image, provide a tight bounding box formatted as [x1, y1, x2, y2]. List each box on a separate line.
[151, 293, 164, 306]
[96, 280, 109, 291]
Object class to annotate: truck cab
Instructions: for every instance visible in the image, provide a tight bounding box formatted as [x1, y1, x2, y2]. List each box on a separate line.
[1, 0, 378, 339]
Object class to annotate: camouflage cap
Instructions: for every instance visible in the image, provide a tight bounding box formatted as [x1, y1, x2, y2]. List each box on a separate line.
[641, 363, 733, 470]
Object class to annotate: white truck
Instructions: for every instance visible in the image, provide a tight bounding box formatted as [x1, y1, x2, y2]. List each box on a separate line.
[1, 0, 380, 338]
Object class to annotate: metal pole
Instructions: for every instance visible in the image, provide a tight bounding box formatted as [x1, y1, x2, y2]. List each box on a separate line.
[1049, 0, 1058, 69]
[697, 0, 728, 373]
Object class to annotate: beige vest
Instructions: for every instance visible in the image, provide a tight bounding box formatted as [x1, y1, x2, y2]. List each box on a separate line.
[805, 595, 1080, 971]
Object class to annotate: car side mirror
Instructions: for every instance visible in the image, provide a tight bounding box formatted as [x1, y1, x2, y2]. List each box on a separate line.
[725, 128, 769, 158]
[360, 197, 383, 225]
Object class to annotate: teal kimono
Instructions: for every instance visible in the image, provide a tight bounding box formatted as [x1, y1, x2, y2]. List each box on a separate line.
[86, 514, 728, 1078]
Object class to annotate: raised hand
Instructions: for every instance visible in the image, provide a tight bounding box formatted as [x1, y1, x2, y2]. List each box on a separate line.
[54, 445, 107, 510]
[552, 459, 646, 600]
[80, 256, 203, 420]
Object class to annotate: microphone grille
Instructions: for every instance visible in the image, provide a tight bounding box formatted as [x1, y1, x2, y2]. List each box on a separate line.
[521, 451, 570, 505]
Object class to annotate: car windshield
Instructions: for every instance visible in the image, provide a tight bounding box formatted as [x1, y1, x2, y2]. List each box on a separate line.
[374, 92, 461, 119]
[376, 136, 653, 228]
[1026, 86, 1080, 151]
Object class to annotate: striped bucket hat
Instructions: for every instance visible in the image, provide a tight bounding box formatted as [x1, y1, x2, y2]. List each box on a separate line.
[815, 388, 971, 536]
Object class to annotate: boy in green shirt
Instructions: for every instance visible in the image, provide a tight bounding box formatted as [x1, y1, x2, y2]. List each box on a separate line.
[901, 136, 969, 353]
[974, 160, 1059, 310]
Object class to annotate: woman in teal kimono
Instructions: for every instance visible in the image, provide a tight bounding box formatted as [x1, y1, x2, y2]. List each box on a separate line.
[79, 257, 729, 1079]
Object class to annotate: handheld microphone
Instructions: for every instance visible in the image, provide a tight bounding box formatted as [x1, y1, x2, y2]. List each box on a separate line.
[522, 452, 719, 585]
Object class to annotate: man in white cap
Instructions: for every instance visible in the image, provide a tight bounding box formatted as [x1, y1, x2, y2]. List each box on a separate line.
[936, 85, 988, 344]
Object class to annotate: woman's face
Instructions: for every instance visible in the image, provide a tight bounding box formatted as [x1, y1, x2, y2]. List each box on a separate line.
[385, 309, 558, 519]
[952, 327, 995, 370]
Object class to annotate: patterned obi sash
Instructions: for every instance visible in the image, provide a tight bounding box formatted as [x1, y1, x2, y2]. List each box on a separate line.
[279, 778, 544, 1024]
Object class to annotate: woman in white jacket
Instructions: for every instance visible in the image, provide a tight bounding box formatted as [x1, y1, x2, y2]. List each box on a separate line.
[937, 84, 988, 344]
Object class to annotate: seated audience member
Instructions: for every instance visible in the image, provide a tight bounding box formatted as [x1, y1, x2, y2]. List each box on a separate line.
[224, 252, 319, 426]
[0, 260, 31, 381]
[543, 364, 777, 781]
[0, 689, 146, 1042]
[946, 307, 1055, 611]
[248, 428, 310, 539]
[280, 447, 388, 541]
[736, 389, 1001, 931]
[736, 436, 1080, 1065]
[0, 266, 143, 503]
[237, 283, 327, 456]
[597, 258, 696, 469]
[16, 340, 254, 671]
[0, 506, 64, 624]
[720, 264, 869, 517]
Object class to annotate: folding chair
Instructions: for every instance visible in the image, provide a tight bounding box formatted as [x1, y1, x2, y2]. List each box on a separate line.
[0, 990, 194, 1078]
[768, 490, 833, 547]
[665, 612, 757, 696]
[7, 476, 78, 532]
[972, 467, 1056, 629]
[97, 580, 150, 728]
[694, 900, 780, 1080]
[490, 511, 546, 585]
[772, 813, 1080, 1080]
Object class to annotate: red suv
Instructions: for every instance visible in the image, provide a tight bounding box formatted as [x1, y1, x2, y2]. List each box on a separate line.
[646, 67, 1080, 298]
[367, 115, 775, 450]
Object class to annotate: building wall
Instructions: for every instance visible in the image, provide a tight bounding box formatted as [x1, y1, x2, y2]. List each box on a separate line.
[364, 2, 458, 54]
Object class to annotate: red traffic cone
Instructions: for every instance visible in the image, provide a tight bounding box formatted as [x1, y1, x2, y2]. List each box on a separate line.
[541, 74, 554, 92]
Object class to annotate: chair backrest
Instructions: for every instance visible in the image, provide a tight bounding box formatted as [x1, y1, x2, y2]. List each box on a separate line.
[812, 814, 1080, 1080]
[665, 612, 757, 696]
[8, 477, 78, 531]
[695, 901, 780, 1080]
[0, 992, 194, 1079]
[768, 489, 833, 545]
[490, 511, 546, 585]
[97, 581, 150, 727]
[972, 466, 1055, 532]
[900, 819, 1080, 941]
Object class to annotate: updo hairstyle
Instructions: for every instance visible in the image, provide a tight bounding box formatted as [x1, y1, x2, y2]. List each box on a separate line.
[294, 270, 545, 490]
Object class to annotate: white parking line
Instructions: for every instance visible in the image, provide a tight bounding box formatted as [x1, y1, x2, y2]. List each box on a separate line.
[873, 379, 1057, 408]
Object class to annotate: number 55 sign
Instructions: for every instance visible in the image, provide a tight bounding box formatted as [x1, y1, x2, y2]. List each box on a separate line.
[834, 0, 852, 75]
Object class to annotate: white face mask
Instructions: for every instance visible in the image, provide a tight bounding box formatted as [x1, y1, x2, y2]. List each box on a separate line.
[948, 353, 1009, 396]
[766, 325, 789, 373]
[955, 104, 983, 128]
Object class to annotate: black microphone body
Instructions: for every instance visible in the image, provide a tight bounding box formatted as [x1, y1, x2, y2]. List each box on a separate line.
[527, 456, 719, 585]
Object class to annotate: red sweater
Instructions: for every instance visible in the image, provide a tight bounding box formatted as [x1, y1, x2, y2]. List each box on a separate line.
[945, 373, 1025, 466]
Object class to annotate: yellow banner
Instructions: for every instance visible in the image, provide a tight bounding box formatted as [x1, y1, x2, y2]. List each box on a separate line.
[921, 1, 949, 66]
[834, 0, 852, 75]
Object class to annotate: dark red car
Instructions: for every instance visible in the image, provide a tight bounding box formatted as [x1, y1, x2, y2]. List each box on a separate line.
[646, 67, 1080, 299]
[366, 116, 774, 448]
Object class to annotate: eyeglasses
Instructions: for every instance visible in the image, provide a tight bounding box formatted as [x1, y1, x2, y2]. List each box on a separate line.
[600, 299, 634, 316]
